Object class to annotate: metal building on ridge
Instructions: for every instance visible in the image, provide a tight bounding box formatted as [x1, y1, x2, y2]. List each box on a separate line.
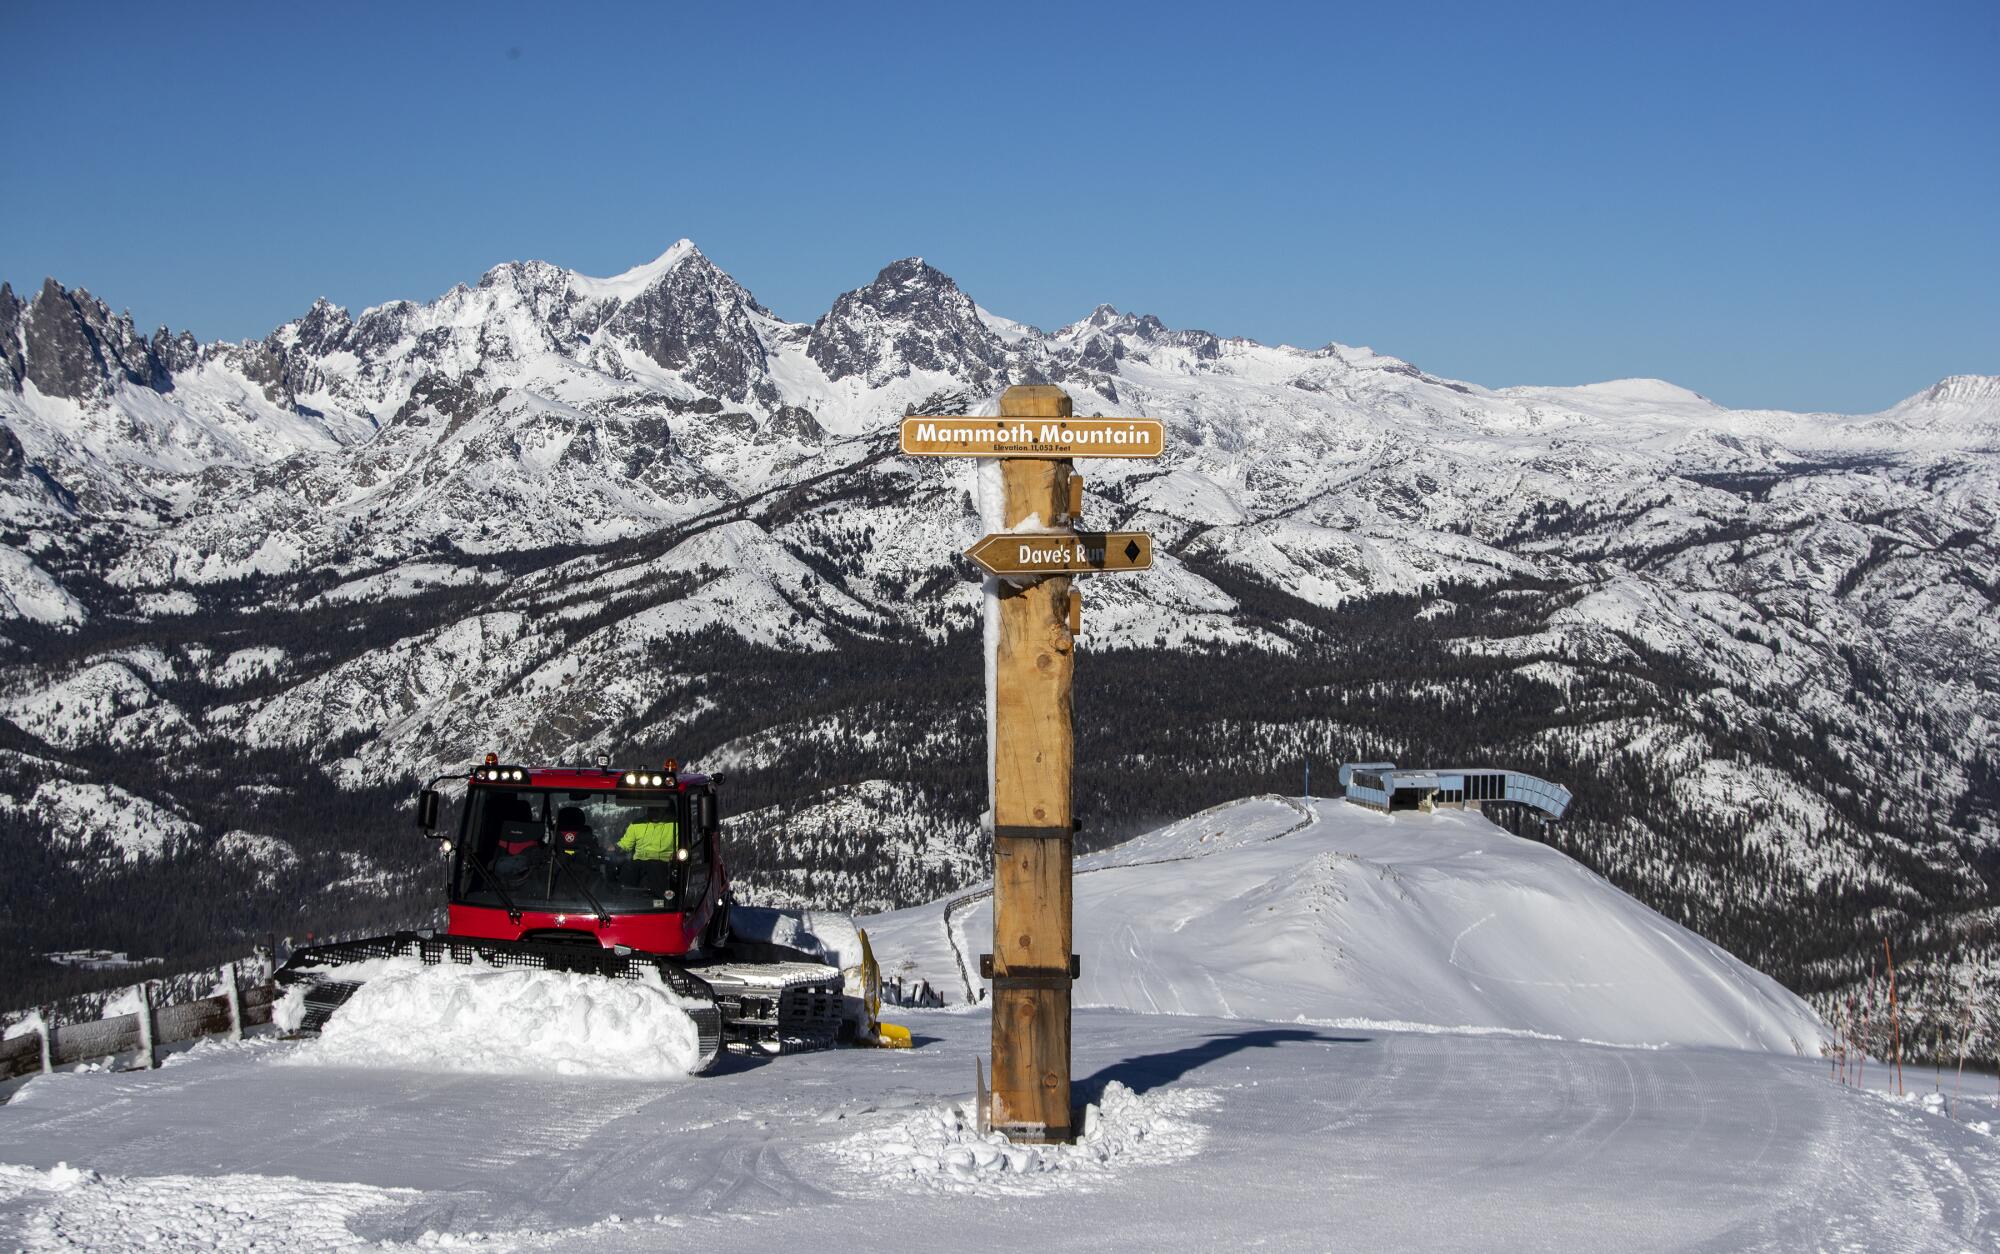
[1339, 762, 1571, 820]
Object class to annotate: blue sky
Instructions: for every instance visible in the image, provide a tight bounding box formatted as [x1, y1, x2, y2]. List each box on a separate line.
[2, 0, 1993, 412]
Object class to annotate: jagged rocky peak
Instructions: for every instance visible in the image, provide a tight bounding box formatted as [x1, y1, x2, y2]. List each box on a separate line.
[1077, 303, 1163, 338]
[806, 257, 1007, 388]
[1065, 303, 1219, 361]
[477, 257, 571, 295]
[13, 278, 177, 400]
[289, 297, 354, 357]
[0, 284, 25, 391]
[469, 258, 605, 346]
[150, 326, 200, 374]
[236, 296, 360, 408]
[602, 242, 777, 406]
[348, 299, 418, 357]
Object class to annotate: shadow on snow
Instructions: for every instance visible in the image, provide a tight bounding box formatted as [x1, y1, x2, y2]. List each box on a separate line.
[1076, 1027, 1367, 1100]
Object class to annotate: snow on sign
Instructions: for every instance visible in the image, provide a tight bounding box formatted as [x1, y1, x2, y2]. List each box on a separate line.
[965, 530, 1154, 577]
[899, 415, 1165, 458]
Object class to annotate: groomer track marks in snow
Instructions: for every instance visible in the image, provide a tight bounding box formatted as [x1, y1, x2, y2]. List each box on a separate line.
[2, 1008, 1993, 1250]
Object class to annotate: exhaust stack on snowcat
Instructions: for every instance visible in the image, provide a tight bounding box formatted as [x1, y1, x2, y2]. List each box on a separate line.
[275, 756, 867, 1071]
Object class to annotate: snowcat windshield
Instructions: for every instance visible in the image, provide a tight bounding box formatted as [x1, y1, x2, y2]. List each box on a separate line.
[455, 788, 690, 914]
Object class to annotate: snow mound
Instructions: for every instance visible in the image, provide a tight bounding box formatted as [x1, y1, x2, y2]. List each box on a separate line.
[865, 799, 1830, 1054]
[282, 958, 705, 1079]
[0, 1161, 415, 1252]
[824, 1081, 1212, 1194]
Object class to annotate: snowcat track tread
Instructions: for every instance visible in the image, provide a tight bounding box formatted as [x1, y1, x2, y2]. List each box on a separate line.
[687, 959, 846, 1054]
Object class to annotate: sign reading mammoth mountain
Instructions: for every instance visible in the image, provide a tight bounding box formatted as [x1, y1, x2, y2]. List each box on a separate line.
[900, 415, 1164, 459]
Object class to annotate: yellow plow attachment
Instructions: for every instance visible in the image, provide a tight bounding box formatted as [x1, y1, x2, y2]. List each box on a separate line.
[857, 929, 913, 1048]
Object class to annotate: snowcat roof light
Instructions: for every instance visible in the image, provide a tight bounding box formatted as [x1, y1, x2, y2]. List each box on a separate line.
[473, 765, 526, 783]
[663, 758, 678, 773]
[484, 753, 499, 766]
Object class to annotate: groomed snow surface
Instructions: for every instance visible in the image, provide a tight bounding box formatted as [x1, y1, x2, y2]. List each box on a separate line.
[2, 800, 1996, 1250]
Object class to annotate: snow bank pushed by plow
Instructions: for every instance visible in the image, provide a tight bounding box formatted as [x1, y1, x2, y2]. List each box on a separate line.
[281, 958, 706, 1079]
[824, 1082, 1214, 1194]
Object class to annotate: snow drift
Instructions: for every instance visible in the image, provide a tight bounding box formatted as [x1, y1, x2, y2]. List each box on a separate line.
[281, 959, 706, 1079]
[822, 1081, 1213, 1195]
[864, 797, 1828, 1054]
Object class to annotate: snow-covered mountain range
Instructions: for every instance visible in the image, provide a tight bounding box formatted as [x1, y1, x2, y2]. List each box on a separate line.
[2, 242, 1995, 1057]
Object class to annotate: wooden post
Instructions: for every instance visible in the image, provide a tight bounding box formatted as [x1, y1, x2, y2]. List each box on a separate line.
[136, 980, 158, 1070]
[899, 385, 1158, 1142]
[1885, 938, 1904, 1096]
[223, 962, 245, 1041]
[989, 384, 1078, 1143]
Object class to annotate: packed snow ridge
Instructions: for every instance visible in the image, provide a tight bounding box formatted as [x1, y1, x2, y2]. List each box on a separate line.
[863, 797, 1829, 1054]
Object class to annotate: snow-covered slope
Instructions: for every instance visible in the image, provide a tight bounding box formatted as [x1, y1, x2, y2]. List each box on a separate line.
[0, 904, 1988, 1250]
[866, 797, 1827, 1054]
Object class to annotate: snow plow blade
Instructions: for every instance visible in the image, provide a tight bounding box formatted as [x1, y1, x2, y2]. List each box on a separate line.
[273, 932, 843, 1071]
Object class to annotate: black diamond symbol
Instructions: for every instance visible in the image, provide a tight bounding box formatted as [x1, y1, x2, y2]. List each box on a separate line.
[1123, 540, 1141, 562]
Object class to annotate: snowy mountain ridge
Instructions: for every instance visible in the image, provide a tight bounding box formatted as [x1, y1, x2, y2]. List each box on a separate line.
[6, 241, 1993, 510]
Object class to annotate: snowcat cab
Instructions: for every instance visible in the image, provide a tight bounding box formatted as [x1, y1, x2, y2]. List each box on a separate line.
[443, 758, 730, 955]
[274, 755, 863, 1071]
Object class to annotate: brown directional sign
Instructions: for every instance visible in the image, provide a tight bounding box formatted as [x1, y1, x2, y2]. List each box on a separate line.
[965, 530, 1154, 577]
[900, 415, 1164, 459]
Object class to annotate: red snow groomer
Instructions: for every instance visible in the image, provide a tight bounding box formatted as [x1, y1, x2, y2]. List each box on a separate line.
[276, 755, 869, 1072]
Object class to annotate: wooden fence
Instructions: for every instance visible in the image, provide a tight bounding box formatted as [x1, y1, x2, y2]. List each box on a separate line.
[883, 975, 947, 1009]
[0, 962, 280, 1083]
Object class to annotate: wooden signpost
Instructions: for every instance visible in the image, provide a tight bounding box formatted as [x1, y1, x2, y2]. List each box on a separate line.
[901, 384, 1160, 1144]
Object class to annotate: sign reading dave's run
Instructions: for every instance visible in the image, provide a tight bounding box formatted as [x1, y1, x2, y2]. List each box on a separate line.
[965, 530, 1155, 577]
[900, 415, 1165, 459]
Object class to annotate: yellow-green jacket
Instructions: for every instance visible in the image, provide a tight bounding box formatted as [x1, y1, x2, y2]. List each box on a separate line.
[620, 820, 679, 861]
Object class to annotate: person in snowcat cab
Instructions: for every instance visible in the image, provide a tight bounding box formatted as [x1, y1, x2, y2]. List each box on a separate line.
[555, 805, 596, 858]
[620, 805, 679, 862]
